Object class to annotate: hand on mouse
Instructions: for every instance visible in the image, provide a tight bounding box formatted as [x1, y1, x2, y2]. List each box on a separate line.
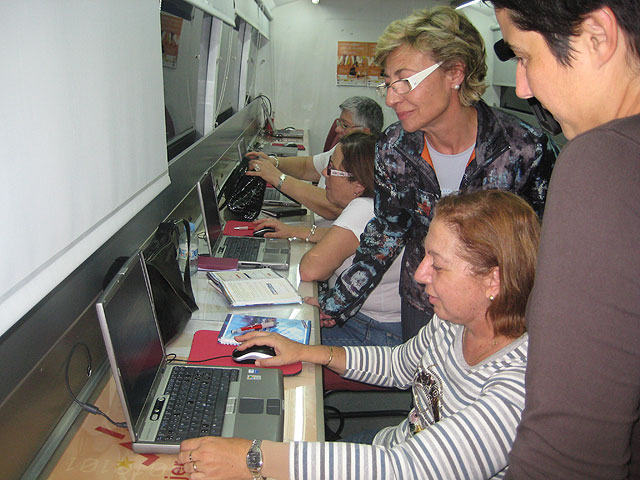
[252, 218, 307, 239]
[234, 331, 307, 367]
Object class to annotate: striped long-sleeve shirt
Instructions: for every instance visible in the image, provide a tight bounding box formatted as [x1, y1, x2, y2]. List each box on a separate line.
[290, 315, 528, 479]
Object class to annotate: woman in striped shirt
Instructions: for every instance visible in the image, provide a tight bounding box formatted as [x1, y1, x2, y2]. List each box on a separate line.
[178, 189, 540, 479]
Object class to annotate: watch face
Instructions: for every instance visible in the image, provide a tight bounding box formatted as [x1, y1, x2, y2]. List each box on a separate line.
[247, 442, 263, 471]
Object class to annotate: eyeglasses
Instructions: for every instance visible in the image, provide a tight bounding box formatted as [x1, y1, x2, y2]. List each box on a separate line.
[326, 156, 353, 177]
[376, 62, 442, 98]
[335, 118, 362, 130]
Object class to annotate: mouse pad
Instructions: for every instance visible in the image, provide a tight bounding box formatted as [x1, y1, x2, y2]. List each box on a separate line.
[221, 220, 255, 237]
[188, 330, 303, 376]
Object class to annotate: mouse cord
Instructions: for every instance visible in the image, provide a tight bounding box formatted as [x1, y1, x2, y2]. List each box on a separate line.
[65, 342, 127, 428]
[166, 353, 232, 364]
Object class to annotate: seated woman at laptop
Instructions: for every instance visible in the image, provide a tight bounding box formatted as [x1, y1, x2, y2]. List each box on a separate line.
[253, 132, 403, 348]
[178, 189, 540, 479]
[245, 96, 383, 225]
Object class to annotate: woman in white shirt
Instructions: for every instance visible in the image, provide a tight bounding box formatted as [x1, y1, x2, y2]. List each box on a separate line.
[251, 132, 403, 347]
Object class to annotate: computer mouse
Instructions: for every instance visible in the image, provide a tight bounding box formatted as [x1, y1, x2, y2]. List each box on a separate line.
[253, 227, 276, 237]
[232, 345, 276, 364]
[284, 142, 298, 147]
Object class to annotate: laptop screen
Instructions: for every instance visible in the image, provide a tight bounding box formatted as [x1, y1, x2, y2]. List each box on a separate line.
[197, 170, 224, 250]
[99, 253, 165, 429]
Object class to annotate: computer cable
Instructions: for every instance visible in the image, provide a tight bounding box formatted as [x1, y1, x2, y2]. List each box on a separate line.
[65, 342, 126, 428]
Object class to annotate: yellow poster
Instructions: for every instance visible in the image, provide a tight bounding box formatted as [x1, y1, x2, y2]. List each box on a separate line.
[337, 41, 369, 86]
[367, 42, 384, 87]
[161, 13, 183, 69]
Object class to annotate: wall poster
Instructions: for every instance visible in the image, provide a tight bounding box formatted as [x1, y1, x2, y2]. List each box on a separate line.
[161, 13, 183, 69]
[337, 41, 370, 86]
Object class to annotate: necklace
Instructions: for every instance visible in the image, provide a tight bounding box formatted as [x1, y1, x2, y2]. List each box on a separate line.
[462, 328, 501, 365]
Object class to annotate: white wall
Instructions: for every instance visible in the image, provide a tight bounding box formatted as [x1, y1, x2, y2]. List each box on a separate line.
[256, 0, 500, 154]
[0, 0, 168, 334]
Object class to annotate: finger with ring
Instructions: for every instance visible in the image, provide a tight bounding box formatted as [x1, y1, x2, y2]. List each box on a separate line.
[254, 164, 261, 172]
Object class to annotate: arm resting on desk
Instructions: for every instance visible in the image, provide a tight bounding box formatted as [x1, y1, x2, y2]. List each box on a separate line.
[299, 225, 359, 282]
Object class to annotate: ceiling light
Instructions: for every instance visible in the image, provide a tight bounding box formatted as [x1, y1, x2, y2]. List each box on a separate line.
[311, 0, 319, 4]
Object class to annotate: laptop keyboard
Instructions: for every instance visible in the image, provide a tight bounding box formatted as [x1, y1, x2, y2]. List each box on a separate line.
[156, 366, 239, 443]
[223, 236, 261, 261]
[264, 189, 280, 200]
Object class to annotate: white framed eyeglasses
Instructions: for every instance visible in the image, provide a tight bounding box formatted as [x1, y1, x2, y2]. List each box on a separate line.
[376, 62, 442, 98]
[327, 156, 353, 177]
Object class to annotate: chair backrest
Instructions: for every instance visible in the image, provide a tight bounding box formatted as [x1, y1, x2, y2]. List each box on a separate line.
[323, 119, 339, 152]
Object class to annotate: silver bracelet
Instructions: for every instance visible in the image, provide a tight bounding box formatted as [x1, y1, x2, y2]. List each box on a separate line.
[269, 155, 279, 168]
[305, 224, 317, 243]
[277, 173, 287, 190]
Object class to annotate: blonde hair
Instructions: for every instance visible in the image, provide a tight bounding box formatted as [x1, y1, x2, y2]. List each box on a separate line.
[375, 6, 487, 106]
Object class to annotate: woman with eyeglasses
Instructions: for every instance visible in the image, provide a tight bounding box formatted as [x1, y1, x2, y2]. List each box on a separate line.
[178, 190, 540, 479]
[253, 132, 404, 347]
[317, 6, 557, 343]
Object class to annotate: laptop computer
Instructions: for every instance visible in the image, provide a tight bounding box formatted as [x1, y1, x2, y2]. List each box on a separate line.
[236, 139, 300, 207]
[95, 251, 284, 454]
[263, 109, 304, 139]
[196, 170, 291, 270]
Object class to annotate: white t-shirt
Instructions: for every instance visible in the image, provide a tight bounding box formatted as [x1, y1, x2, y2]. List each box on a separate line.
[428, 141, 474, 197]
[330, 197, 402, 324]
[311, 145, 336, 227]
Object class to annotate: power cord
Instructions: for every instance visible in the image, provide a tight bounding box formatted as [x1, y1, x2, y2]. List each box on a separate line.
[65, 343, 126, 428]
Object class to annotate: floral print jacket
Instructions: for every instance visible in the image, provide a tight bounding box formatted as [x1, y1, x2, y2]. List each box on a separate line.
[320, 101, 558, 324]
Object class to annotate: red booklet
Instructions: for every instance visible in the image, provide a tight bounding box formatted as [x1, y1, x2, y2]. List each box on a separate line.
[221, 220, 255, 237]
[188, 330, 302, 376]
[197, 256, 238, 271]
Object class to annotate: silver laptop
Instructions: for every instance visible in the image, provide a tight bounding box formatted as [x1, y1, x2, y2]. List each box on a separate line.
[95, 251, 284, 454]
[264, 112, 304, 138]
[196, 170, 291, 270]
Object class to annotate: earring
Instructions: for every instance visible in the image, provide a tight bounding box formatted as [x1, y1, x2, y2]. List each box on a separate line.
[489, 295, 494, 301]
[453, 84, 460, 90]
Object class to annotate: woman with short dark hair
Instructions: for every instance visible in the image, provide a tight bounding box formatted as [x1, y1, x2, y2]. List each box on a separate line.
[489, 1, 640, 477]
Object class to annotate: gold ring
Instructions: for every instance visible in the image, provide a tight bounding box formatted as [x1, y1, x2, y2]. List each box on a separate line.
[193, 461, 198, 472]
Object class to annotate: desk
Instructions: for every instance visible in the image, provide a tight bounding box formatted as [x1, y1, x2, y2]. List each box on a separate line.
[46, 220, 323, 479]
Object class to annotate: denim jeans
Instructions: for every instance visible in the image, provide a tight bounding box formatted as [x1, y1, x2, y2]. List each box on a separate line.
[321, 312, 402, 347]
[400, 297, 433, 341]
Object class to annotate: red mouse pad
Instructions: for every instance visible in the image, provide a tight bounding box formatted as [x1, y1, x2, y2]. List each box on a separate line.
[188, 330, 302, 376]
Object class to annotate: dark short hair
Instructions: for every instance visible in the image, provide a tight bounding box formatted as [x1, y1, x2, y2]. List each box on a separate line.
[487, 0, 640, 66]
[338, 132, 376, 198]
[433, 190, 540, 338]
[339, 96, 384, 135]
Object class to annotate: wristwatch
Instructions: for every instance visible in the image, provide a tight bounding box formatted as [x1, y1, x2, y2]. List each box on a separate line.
[246, 439, 265, 479]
